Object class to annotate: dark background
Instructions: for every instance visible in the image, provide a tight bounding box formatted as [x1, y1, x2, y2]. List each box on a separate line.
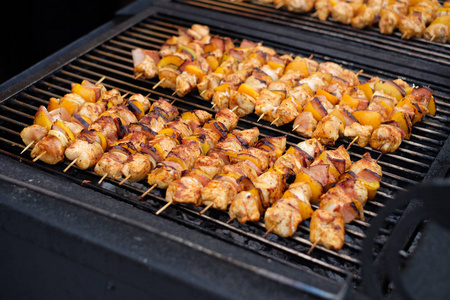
[0, 0, 135, 85]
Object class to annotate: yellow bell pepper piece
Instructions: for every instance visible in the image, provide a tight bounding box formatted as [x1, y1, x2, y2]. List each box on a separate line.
[316, 89, 339, 105]
[237, 83, 259, 99]
[352, 110, 382, 129]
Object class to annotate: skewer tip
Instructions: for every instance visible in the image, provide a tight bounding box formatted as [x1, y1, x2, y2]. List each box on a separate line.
[63, 158, 78, 173]
[141, 183, 157, 198]
[119, 175, 131, 186]
[98, 173, 108, 184]
[134, 73, 144, 80]
[96, 76, 106, 85]
[307, 239, 320, 255]
[257, 113, 265, 122]
[346, 136, 359, 150]
[226, 217, 235, 224]
[32, 151, 47, 162]
[20, 141, 35, 154]
[153, 78, 165, 90]
[270, 117, 279, 125]
[292, 124, 299, 132]
[156, 200, 173, 215]
[199, 202, 214, 215]
[262, 225, 275, 238]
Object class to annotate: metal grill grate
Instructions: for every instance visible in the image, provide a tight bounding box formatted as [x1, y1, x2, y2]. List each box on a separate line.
[0, 9, 449, 297]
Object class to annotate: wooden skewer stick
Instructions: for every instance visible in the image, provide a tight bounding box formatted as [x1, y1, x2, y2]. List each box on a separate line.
[199, 202, 214, 215]
[98, 174, 108, 184]
[270, 117, 279, 125]
[134, 73, 144, 80]
[262, 225, 275, 238]
[171, 89, 179, 96]
[119, 175, 131, 186]
[257, 113, 265, 122]
[346, 136, 359, 150]
[275, 2, 284, 9]
[356, 69, 364, 77]
[145, 92, 151, 98]
[430, 35, 437, 43]
[307, 238, 320, 255]
[96, 76, 106, 85]
[156, 200, 173, 215]
[375, 152, 383, 163]
[63, 158, 78, 173]
[32, 151, 47, 162]
[308, 54, 314, 59]
[141, 183, 157, 198]
[231, 106, 238, 112]
[226, 217, 235, 224]
[20, 141, 35, 154]
[153, 78, 165, 89]
[292, 124, 299, 132]
[121, 92, 130, 101]
[200, 90, 208, 96]
[211, 103, 217, 110]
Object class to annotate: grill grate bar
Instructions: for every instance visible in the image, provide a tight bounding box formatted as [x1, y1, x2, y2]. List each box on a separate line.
[3, 100, 37, 119]
[420, 120, 450, 131]
[0, 114, 30, 131]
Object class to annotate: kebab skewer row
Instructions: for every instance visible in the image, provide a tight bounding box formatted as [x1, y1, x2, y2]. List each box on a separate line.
[23, 83, 139, 165]
[92, 99, 185, 182]
[162, 126, 262, 212]
[294, 76, 436, 152]
[263, 145, 381, 251]
[226, 138, 324, 225]
[190, 135, 286, 220]
[308, 152, 383, 252]
[264, 145, 360, 238]
[20, 78, 110, 154]
[172, 135, 284, 219]
[64, 93, 160, 173]
[256, 60, 362, 127]
[140, 108, 239, 211]
[94, 107, 213, 184]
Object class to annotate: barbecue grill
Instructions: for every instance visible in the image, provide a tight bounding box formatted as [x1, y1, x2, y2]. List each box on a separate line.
[1, 0, 450, 299]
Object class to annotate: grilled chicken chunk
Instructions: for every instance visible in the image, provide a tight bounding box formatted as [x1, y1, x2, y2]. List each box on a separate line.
[313, 114, 344, 146]
[94, 151, 128, 180]
[343, 122, 374, 147]
[121, 152, 154, 182]
[264, 182, 312, 237]
[319, 183, 364, 223]
[31, 135, 66, 165]
[147, 161, 184, 189]
[20, 124, 48, 146]
[310, 209, 345, 251]
[65, 139, 104, 169]
[370, 123, 404, 153]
